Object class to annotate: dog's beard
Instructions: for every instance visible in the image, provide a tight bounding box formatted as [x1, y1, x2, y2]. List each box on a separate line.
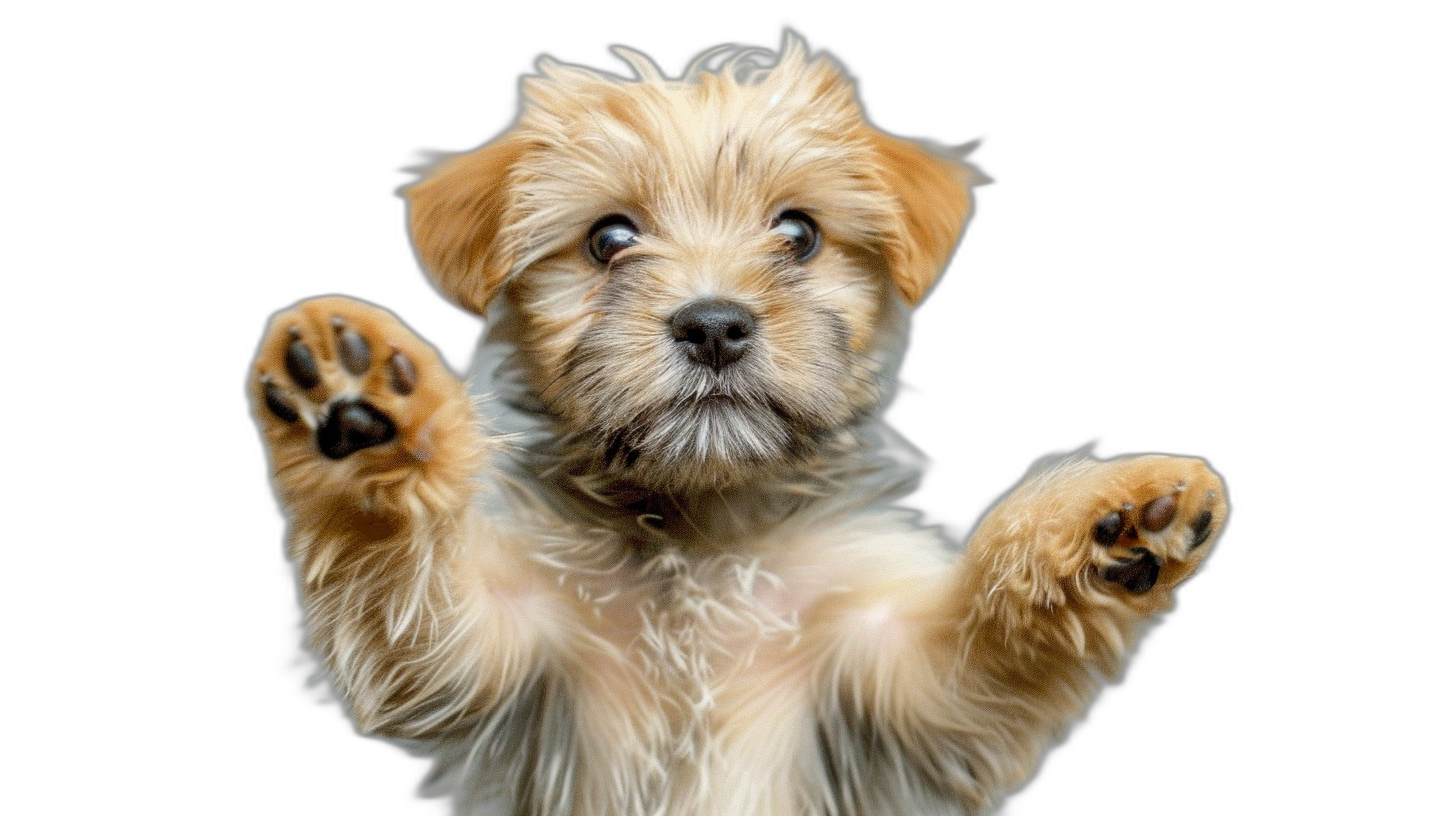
[610, 391, 808, 468]
[546, 346, 856, 491]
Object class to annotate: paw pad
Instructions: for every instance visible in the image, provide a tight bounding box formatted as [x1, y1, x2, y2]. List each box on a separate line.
[333, 317, 372, 375]
[1140, 493, 1177, 532]
[262, 377, 300, 423]
[1101, 547, 1160, 594]
[1190, 510, 1214, 549]
[1090, 485, 1220, 595]
[317, 399, 396, 460]
[258, 312, 421, 460]
[387, 351, 417, 395]
[1092, 510, 1125, 546]
[285, 329, 322, 390]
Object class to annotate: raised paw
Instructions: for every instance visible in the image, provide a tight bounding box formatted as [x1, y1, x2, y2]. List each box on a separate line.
[1082, 456, 1228, 597]
[250, 298, 480, 498]
[265, 322, 408, 458]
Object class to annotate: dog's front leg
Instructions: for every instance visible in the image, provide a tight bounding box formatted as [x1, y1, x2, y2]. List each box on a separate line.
[250, 296, 545, 738]
[951, 454, 1228, 788]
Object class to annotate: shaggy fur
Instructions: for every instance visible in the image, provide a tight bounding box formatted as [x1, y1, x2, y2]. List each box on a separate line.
[250, 35, 1228, 816]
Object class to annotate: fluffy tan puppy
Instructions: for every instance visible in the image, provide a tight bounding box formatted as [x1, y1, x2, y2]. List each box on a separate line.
[251, 35, 1227, 816]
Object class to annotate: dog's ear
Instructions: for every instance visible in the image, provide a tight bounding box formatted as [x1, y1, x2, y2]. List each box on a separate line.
[867, 132, 979, 306]
[405, 138, 528, 315]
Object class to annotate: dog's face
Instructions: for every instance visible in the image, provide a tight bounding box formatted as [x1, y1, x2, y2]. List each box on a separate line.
[408, 39, 979, 490]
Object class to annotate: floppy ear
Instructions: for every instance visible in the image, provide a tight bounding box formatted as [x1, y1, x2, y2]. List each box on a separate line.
[405, 138, 528, 315]
[867, 131, 980, 305]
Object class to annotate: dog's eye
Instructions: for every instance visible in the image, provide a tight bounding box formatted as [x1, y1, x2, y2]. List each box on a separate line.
[587, 216, 639, 265]
[771, 211, 821, 262]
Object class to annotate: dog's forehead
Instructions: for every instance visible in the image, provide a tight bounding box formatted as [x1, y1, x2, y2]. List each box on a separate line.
[512, 54, 884, 226]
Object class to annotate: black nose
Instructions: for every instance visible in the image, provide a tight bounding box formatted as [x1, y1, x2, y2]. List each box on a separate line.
[669, 299, 756, 371]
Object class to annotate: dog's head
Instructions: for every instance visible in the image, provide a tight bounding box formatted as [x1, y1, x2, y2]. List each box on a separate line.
[407, 36, 981, 491]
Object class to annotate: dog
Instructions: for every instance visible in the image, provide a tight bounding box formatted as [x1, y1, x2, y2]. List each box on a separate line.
[250, 35, 1227, 816]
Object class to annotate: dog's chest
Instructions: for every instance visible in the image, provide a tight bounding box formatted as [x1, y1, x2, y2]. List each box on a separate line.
[545, 542, 816, 808]
[580, 543, 803, 701]
[491, 503, 957, 813]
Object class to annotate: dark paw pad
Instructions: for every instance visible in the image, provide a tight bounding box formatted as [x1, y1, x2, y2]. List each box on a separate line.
[387, 351, 417, 395]
[1092, 510, 1125, 546]
[285, 329, 322, 389]
[1102, 547, 1161, 595]
[332, 317, 372, 375]
[316, 399, 396, 459]
[261, 377, 299, 423]
[1092, 493, 1183, 548]
[1190, 510, 1215, 548]
[1140, 494, 1178, 532]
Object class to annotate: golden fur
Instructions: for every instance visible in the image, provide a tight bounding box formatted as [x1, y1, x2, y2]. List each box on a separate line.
[251, 35, 1227, 816]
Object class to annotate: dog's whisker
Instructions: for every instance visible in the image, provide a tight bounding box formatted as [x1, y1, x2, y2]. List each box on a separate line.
[813, 280, 863, 299]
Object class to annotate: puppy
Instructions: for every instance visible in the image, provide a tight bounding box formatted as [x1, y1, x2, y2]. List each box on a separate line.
[251, 35, 1227, 816]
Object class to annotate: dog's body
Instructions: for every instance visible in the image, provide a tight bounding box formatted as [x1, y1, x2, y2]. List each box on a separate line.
[252, 37, 1226, 815]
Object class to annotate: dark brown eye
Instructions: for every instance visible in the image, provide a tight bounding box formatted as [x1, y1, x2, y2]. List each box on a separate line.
[771, 210, 820, 262]
[587, 215, 638, 265]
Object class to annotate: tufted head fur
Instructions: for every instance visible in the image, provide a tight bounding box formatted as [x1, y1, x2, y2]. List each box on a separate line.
[406, 34, 983, 493]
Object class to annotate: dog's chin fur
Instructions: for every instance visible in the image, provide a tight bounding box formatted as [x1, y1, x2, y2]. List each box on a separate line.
[252, 33, 1229, 816]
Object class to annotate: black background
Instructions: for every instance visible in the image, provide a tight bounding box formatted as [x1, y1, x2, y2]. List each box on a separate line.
[196, 14, 1322, 816]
